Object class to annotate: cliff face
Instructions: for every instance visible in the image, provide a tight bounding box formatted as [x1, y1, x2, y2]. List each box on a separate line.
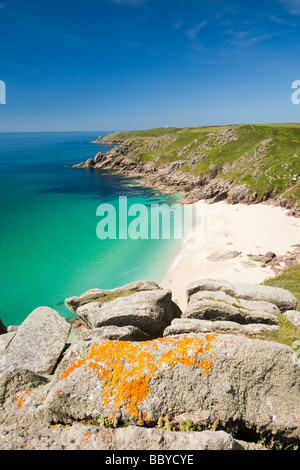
[75, 124, 300, 215]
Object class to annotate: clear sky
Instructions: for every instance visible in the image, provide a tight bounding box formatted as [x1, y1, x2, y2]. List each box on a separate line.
[1, 0, 300, 131]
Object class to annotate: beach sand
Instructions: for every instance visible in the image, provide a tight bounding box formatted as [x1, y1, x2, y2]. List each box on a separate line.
[163, 201, 300, 310]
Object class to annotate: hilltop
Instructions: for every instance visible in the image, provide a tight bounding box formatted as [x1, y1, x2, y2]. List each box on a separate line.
[88, 124, 300, 213]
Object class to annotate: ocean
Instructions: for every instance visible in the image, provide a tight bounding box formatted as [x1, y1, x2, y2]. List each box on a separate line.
[0, 132, 183, 326]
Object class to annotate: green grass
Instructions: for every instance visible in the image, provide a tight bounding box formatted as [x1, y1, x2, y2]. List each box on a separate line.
[101, 123, 300, 208]
[91, 290, 136, 303]
[259, 265, 300, 349]
[263, 265, 300, 311]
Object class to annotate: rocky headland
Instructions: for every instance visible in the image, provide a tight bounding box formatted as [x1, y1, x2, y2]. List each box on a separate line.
[74, 125, 300, 217]
[1, 278, 300, 450]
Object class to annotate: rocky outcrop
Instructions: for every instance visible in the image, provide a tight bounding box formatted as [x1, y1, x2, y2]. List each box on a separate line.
[71, 131, 300, 216]
[247, 246, 300, 274]
[186, 279, 297, 312]
[80, 325, 152, 342]
[2, 333, 298, 442]
[164, 318, 279, 337]
[0, 423, 250, 450]
[65, 280, 161, 314]
[0, 279, 299, 449]
[72, 158, 95, 169]
[76, 289, 181, 338]
[0, 307, 71, 376]
[284, 310, 300, 328]
[183, 290, 280, 325]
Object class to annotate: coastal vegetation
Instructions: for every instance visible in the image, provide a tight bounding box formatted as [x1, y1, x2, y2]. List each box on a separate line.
[97, 123, 300, 210]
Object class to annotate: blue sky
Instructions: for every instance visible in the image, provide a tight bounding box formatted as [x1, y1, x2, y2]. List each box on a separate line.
[1, 0, 300, 131]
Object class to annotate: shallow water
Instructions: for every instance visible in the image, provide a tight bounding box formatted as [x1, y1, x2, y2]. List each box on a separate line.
[0, 132, 182, 325]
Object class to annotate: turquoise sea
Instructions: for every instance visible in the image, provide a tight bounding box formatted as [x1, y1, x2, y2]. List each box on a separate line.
[0, 132, 183, 326]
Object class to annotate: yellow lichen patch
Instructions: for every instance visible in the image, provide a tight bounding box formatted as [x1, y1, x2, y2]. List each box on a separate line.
[60, 334, 218, 418]
[15, 389, 31, 410]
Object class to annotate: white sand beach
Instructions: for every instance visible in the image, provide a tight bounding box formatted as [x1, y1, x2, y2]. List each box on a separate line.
[163, 201, 300, 310]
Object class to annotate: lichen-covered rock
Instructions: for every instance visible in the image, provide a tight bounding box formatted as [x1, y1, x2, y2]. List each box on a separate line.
[183, 291, 279, 325]
[0, 369, 49, 428]
[35, 333, 300, 441]
[186, 279, 297, 312]
[0, 307, 71, 376]
[76, 289, 181, 338]
[164, 318, 279, 337]
[65, 280, 162, 314]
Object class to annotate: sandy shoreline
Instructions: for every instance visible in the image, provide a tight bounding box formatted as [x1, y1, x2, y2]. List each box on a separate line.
[162, 201, 300, 311]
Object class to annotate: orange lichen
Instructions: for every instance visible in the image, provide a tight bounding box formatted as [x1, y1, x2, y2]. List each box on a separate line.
[60, 334, 218, 418]
[15, 390, 31, 410]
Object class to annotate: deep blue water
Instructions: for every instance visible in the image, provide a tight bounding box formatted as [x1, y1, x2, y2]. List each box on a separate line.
[0, 132, 182, 326]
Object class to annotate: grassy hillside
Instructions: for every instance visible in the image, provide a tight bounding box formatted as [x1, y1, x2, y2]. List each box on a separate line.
[101, 124, 300, 208]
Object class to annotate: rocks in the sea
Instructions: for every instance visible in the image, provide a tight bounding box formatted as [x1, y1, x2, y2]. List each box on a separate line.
[65, 280, 161, 314]
[0, 307, 71, 376]
[76, 289, 181, 338]
[72, 158, 95, 169]
[284, 310, 300, 328]
[0, 318, 7, 335]
[80, 325, 151, 342]
[91, 135, 103, 144]
[94, 152, 104, 164]
[164, 318, 279, 337]
[183, 290, 280, 325]
[186, 278, 297, 312]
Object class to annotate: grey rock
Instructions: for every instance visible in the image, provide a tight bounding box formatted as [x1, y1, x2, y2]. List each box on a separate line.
[0, 307, 71, 376]
[40, 333, 300, 441]
[0, 332, 15, 355]
[76, 289, 181, 338]
[65, 280, 161, 314]
[80, 325, 151, 342]
[183, 291, 279, 325]
[112, 427, 244, 451]
[0, 423, 247, 450]
[0, 369, 48, 410]
[164, 318, 279, 337]
[283, 310, 300, 328]
[7, 326, 18, 333]
[207, 251, 241, 262]
[186, 279, 297, 311]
